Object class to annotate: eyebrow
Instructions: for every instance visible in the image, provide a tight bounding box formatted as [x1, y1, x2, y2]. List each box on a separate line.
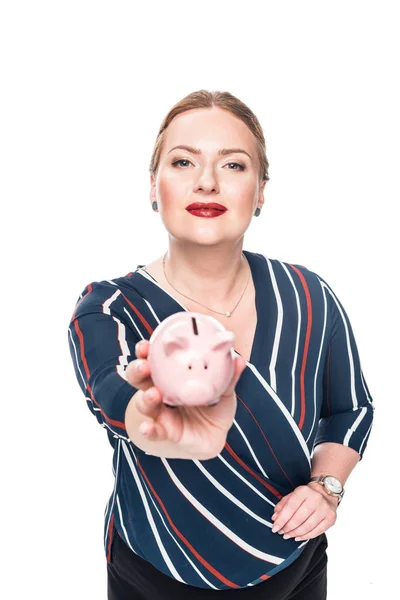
[167, 144, 252, 160]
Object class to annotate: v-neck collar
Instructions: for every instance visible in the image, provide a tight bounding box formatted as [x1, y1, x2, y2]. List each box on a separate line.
[130, 249, 269, 371]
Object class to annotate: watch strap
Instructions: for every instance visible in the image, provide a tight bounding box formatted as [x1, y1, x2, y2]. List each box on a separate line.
[308, 474, 344, 505]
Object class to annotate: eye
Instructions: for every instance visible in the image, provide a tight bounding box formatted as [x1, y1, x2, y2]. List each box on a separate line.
[172, 159, 191, 168]
[227, 162, 245, 171]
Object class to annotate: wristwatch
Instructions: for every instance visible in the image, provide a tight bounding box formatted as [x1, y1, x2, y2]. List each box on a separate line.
[308, 474, 345, 505]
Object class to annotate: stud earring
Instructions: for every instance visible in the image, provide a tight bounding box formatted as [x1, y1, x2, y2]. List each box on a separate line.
[152, 200, 158, 211]
[254, 207, 261, 217]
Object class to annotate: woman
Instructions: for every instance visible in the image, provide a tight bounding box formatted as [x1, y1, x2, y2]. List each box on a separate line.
[68, 90, 374, 599]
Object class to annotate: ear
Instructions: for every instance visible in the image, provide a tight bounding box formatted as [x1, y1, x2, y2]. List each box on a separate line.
[258, 179, 267, 209]
[149, 174, 156, 204]
[210, 330, 235, 353]
[162, 332, 189, 357]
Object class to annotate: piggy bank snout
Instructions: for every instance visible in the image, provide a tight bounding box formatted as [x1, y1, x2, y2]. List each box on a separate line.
[179, 379, 216, 406]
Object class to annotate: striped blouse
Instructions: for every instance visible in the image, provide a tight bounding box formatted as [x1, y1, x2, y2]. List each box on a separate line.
[67, 249, 374, 590]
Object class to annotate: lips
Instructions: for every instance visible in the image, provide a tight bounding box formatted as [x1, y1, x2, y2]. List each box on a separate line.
[186, 202, 227, 211]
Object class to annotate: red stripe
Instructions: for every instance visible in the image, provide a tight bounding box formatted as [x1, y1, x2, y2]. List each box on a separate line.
[70, 283, 93, 322]
[289, 266, 313, 430]
[224, 442, 283, 500]
[73, 319, 127, 431]
[106, 513, 115, 563]
[120, 291, 154, 335]
[136, 457, 242, 588]
[236, 394, 295, 489]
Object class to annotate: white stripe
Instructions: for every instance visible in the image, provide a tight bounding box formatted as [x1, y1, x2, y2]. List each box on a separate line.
[123, 306, 145, 339]
[143, 297, 162, 324]
[232, 418, 270, 479]
[103, 289, 121, 313]
[121, 441, 185, 581]
[125, 445, 218, 588]
[115, 494, 138, 555]
[360, 370, 374, 406]
[359, 422, 373, 455]
[104, 439, 122, 549]
[246, 363, 311, 466]
[343, 406, 368, 447]
[321, 282, 358, 409]
[114, 317, 131, 378]
[102, 289, 132, 379]
[68, 327, 86, 388]
[192, 459, 274, 529]
[261, 256, 283, 392]
[217, 454, 277, 509]
[278, 262, 302, 417]
[305, 278, 328, 444]
[160, 458, 284, 564]
[106, 280, 118, 286]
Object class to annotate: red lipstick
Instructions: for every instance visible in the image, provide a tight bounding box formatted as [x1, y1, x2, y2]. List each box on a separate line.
[185, 202, 227, 218]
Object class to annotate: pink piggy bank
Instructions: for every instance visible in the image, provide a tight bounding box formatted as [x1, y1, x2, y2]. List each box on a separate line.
[147, 311, 236, 407]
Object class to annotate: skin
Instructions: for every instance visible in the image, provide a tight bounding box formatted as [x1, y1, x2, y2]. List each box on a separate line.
[149, 106, 266, 304]
[126, 106, 342, 540]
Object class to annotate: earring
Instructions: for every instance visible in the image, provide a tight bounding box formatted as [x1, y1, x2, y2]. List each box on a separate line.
[254, 207, 261, 217]
[152, 200, 158, 211]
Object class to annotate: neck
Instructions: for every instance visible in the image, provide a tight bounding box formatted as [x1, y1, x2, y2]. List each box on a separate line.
[162, 241, 248, 307]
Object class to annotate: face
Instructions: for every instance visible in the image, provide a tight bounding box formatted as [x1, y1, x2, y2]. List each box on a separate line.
[150, 107, 266, 249]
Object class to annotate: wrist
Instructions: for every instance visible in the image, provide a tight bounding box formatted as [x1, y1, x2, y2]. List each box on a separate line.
[307, 481, 340, 507]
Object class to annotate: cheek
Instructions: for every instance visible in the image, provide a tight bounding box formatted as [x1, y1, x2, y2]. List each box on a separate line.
[158, 172, 185, 205]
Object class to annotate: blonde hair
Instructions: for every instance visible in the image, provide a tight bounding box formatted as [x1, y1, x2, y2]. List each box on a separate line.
[149, 90, 270, 183]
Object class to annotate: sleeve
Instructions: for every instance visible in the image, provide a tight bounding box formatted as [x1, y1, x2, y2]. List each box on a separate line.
[67, 281, 141, 442]
[313, 276, 375, 461]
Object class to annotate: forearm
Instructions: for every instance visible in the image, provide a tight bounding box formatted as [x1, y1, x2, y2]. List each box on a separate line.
[308, 442, 360, 504]
[310, 441, 360, 484]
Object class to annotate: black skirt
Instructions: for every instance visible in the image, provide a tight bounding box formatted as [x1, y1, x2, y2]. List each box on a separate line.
[107, 529, 328, 599]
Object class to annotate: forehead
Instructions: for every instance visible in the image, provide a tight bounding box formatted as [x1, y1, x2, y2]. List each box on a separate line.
[163, 107, 255, 152]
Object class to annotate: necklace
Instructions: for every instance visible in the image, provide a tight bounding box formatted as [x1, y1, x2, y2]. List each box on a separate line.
[161, 251, 251, 318]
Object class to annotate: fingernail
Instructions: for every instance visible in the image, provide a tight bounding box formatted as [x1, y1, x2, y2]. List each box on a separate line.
[283, 534, 291, 539]
[135, 360, 143, 371]
[145, 389, 155, 401]
[272, 525, 279, 533]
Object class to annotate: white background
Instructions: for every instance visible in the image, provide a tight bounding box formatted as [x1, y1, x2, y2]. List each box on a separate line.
[1, 1, 399, 598]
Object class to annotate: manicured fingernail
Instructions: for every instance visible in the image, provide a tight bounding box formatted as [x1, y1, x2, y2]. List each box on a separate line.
[272, 525, 280, 533]
[135, 360, 144, 371]
[145, 389, 155, 401]
[283, 534, 291, 539]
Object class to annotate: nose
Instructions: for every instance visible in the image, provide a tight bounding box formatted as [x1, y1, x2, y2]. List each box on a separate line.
[194, 167, 220, 195]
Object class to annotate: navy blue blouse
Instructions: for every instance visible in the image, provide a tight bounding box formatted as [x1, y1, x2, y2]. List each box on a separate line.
[68, 249, 374, 590]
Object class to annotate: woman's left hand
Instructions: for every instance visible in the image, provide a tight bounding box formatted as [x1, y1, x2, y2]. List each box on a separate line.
[271, 484, 338, 541]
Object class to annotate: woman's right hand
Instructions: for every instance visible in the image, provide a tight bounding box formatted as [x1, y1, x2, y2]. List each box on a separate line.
[124, 339, 247, 459]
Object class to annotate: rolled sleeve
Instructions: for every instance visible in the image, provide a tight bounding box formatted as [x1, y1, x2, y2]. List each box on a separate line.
[314, 277, 375, 461]
[68, 282, 141, 442]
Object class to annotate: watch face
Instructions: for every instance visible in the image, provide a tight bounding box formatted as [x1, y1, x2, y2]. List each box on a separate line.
[325, 476, 342, 493]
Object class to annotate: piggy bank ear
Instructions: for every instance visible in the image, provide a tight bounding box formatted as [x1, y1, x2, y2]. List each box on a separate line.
[210, 330, 235, 353]
[162, 331, 189, 357]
